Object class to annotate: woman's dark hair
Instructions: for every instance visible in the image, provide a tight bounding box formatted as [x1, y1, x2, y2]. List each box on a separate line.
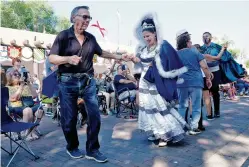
[177, 34, 191, 50]
[141, 18, 156, 33]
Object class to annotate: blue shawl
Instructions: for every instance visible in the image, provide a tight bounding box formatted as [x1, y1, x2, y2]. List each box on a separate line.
[143, 40, 187, 101]
[201, 42, 245, 84]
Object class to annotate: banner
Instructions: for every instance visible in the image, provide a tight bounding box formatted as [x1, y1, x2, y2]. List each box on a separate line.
[7, 46, 21, 59]
[33, 48, 45, 63]
[21, 47, 33, 61]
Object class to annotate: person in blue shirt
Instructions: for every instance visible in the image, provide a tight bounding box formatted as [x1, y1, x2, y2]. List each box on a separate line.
[45, 50, 58, 77]
[176, 30, 212, 135]
[194, 44, 226, 120]
[114, 64, 137, 101]
[44, 50, 59, 119]
[236, 78, 249, 95]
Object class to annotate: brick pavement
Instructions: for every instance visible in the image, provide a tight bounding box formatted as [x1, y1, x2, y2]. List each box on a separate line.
[1, 97, 249, 167]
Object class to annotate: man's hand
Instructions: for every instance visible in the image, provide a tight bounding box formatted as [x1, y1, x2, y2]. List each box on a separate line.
[206, 78, 212, 89]
[121, 53, 136, 62]
[68, 55, 81, 65]
[77, 98, 84, 105]
[50, 65, 57, 71]
[121, 54, 131, 62]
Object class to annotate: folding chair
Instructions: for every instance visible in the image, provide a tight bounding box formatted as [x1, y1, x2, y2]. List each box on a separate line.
[1, 87, 39, 167]
[96, 86, 108, 115]
[9, 94, 45, 137]
[112, 83, 138, 119]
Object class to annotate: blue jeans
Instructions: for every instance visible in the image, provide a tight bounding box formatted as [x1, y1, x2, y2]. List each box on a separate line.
[59, 75, 100, 153]
[177, 87, 202, 129]
[236, 83, 249, 94]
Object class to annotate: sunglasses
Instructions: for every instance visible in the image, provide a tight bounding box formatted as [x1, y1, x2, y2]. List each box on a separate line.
[76, 15, 92, 21]
[13, 73, 21, 77]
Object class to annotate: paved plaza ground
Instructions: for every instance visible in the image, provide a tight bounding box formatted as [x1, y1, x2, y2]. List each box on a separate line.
[1, 97, 249, 167]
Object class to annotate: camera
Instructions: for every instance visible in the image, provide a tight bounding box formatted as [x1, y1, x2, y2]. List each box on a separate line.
[23, 72, 28, 82]
[20, 67, 28, 83]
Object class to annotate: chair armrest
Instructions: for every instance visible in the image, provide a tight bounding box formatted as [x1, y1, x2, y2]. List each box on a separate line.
[117, 87, 130, 94]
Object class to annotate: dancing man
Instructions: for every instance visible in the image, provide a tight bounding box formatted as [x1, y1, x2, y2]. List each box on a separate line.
[201, 32, 245, 118]
[49, 6, 127, 163]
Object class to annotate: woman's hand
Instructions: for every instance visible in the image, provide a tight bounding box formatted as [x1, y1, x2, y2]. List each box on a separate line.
[11, 85, 24, 101]
[10, 94, 21, 101]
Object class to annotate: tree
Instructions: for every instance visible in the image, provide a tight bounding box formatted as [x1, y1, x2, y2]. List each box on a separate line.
[1, 0, 70, 34]
[213, 35, 240, 59]
[56, 17, 71, 33]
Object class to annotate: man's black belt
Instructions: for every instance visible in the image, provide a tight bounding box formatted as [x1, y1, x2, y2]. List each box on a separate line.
[60, 73, 92, 88]
[61, 73, 91, 79]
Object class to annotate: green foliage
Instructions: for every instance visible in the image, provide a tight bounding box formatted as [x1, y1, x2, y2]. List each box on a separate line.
[246, 60, 249, 69]
[1, 0, 70, 34]
[213, 35, 240, 59]
[227, 48, 240, 59]
[56, 16, 71, 33]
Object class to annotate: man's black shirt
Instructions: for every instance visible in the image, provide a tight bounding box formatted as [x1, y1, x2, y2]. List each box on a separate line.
[49, 26, 102, 74]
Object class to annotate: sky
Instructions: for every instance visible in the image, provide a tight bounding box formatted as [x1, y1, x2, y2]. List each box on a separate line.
[48, 0, 249, 59]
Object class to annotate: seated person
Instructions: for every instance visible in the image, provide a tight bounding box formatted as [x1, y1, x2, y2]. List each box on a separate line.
[114, 64, 137, 101]
[242, 71, 249, 84]
[95, 73, 115, 113]
[221, 82, 238, 100]
[6, 68, 44, 141]
[235, 78, 249, 95]
[228, 82, 238, 100]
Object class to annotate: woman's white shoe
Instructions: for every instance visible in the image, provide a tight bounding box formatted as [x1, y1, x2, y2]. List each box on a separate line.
[158, 140, 167, 147]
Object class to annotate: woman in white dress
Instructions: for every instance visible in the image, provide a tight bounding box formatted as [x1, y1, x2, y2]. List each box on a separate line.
[127, 13, 190, 147]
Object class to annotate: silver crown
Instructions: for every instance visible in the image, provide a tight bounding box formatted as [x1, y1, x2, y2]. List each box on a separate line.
[142, 22, 155, 30]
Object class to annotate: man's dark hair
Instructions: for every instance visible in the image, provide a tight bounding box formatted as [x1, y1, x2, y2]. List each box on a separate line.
[70, 6, 89, 23]
[203, 32, 212, 36]
[176, 34, 191, 50]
